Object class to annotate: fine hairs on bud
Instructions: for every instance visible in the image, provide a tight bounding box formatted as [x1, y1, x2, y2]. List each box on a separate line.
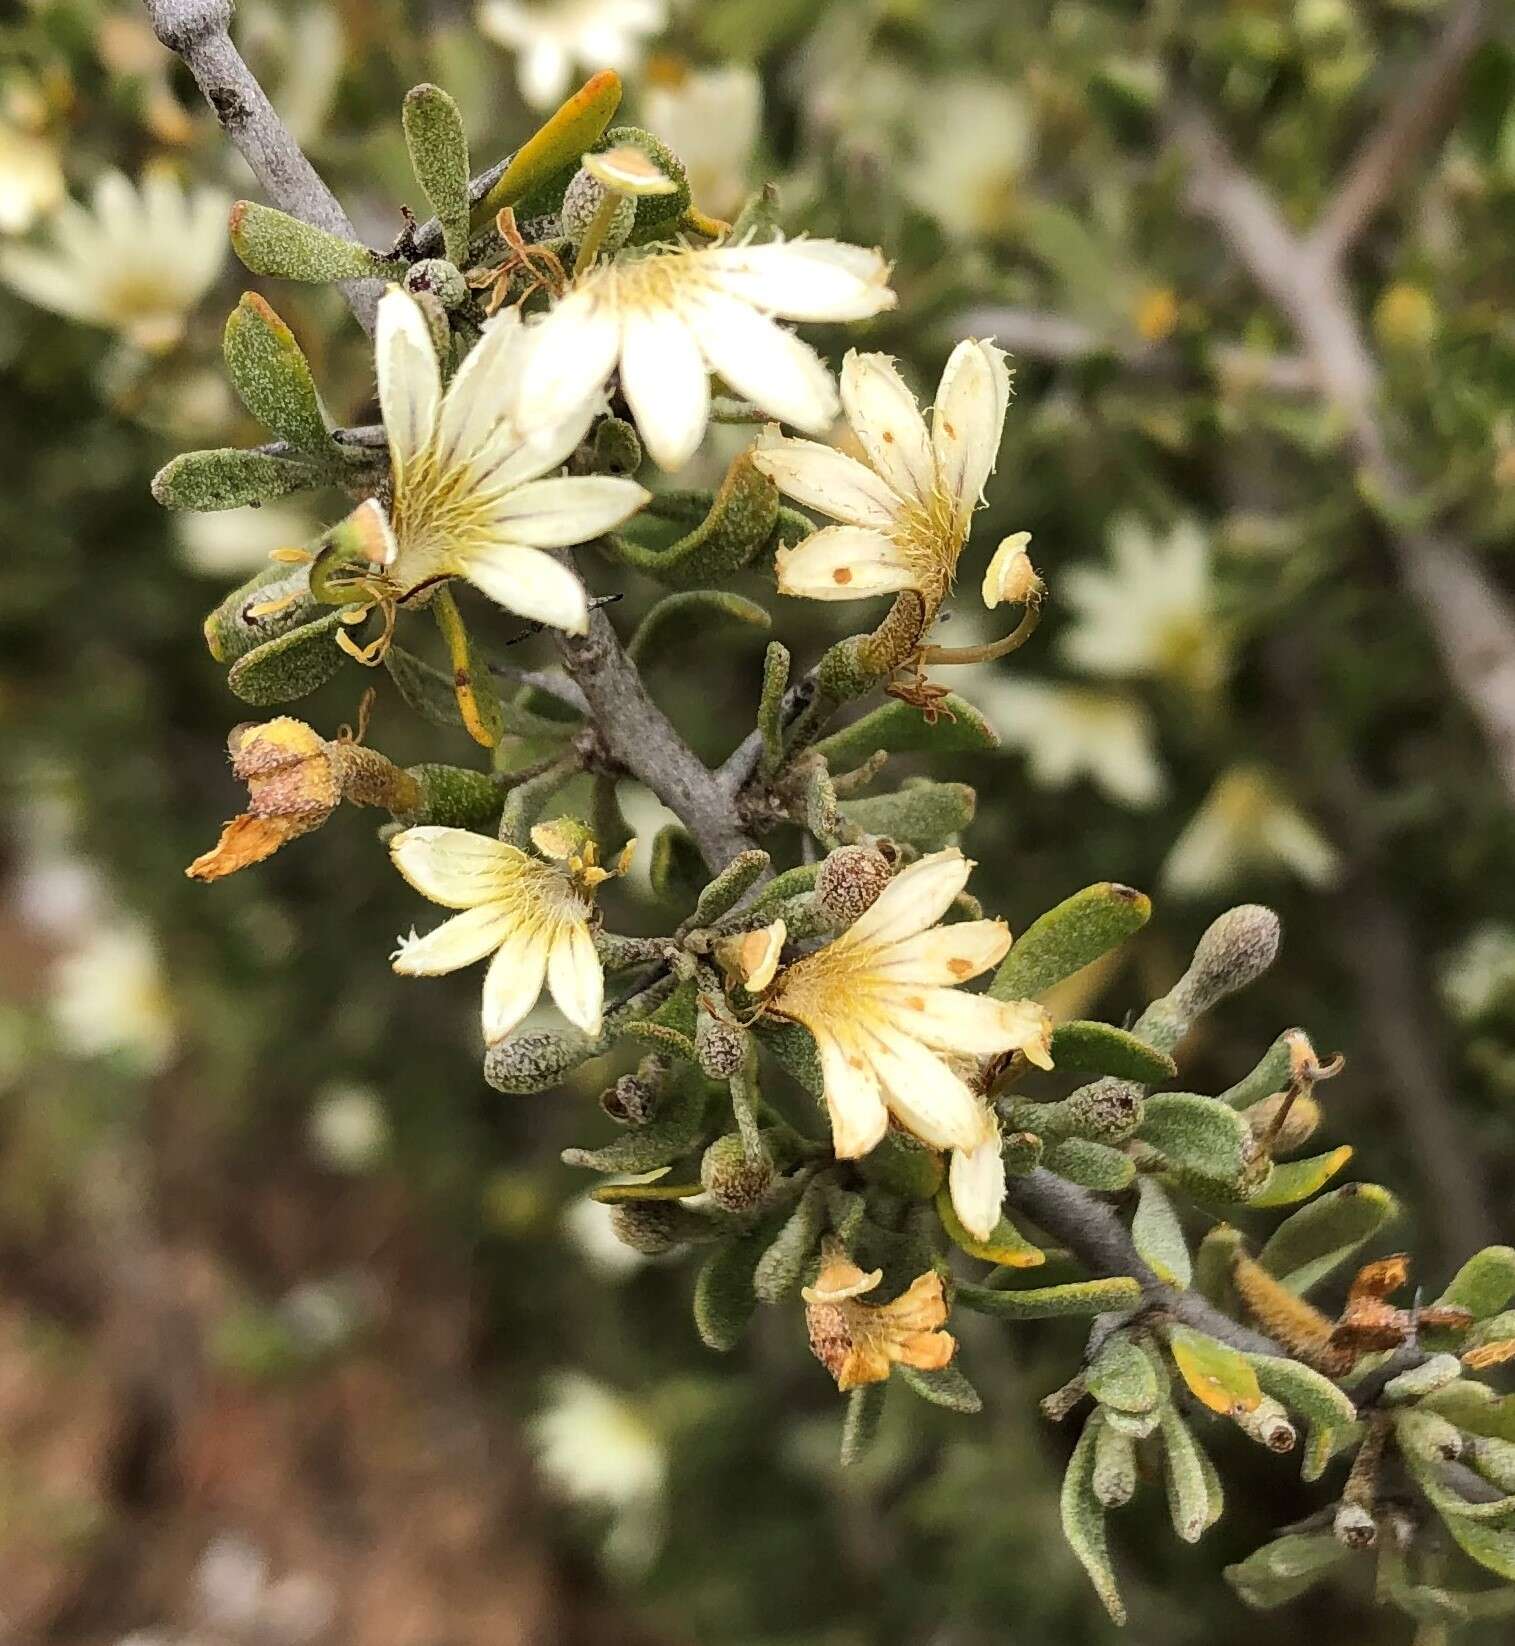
[696, 1009, 749, 1080]
[1064, 1079, 1145, 1142]
[815, 844, 894, 926]
[609, 1199, 704, 1255]
[483, 1028, 595, 1095]
[600, 1060, 665, 1125]
[404, 257, 466, 309]
[700, 1133, 774, 1212]
[560, 168, 635, 251]
[1176, 905, 1282, 1016]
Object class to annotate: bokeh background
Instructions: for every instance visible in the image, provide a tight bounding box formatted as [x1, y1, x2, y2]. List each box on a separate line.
[3, 1, 1515, 1641]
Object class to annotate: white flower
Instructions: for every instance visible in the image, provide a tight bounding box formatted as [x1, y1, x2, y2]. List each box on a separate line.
[1061, 516, 1227, 692]
[176, 500, 317, 579]
[641, 65, 762, 221]
[51, 918, 176, 1075]
[904, 80, 1033, 241]
[333, 288, 649, 651]
[512, 237, 896, 472]
[1162, 765, 1340, 896]
[389, 823, 629, 1042]
[763, 848, 1053, 1221]
[976, 678, 1165, 809]
[529, 1371, 667, 1508]
[564, 1192, 651, 1279]
[750, 340, 1011, 616]
[0, 168, 228, 351]
[307, 1082, 389, 1173]
[1441, 924, 1515, 1024]
[947, 1101, 1009, 1244]
[478, 0, 667, 110]
[0, 121, 64, 235]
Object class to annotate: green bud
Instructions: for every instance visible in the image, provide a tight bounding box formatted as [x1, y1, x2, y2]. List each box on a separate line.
[700, 1133, 774, 1212]
[593, 416, 642, 476]
[1063, 1078, 1146, 1142]
[226, 611, 348, 705]
[229, 200, 405, 283]
[695, 1009, 749, 1080]
[1136, 905, 1281, 1051]
[153, 448, 321, 511]
[404, 258, 467, 309]
[815, 844, 894, 926]
[610, 1198, 707, 1255]
[560, 167, 636, 250]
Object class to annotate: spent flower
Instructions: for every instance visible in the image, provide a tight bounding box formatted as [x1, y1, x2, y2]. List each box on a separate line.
[802, 1242, 955, 1390]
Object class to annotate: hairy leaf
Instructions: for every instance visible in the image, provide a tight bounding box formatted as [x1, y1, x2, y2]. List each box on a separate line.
[1259, 1183, 1400, 1295]
[990, 882, 1151, 1002]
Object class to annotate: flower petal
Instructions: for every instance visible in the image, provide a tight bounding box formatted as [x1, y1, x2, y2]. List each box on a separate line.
[686, 291, 839, 434]
[886, 986, 1046, 1058]
[815, 1028, 889, 1159]
[931, 339, 1011, 517]
[874, 919, 1011, 985]
[862, 1022, 982, 1152]
[486, 474, 650, 548]
[619, 303, 710, 471]
[437, 306, 527, 474]
[514, 283, 622, 432]
[390, 826, 526, 908]
[700, 239, 896, 322]
[376, 287, 441, 475]
[462, 542, 591, 634]
[750, 428, 902, 531]
[840, 350, 934, 501]
[848, 848, 971, 947]
[547, 920, 604, 1035]
[392, 903, 514, 975]
[950, 1130, 1006, 1242]
[775, 524, 916, 601]
[481, 924, 551, 1041]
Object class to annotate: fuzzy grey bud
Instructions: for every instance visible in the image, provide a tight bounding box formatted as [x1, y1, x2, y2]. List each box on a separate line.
[696, 1010, 749, 1081]
[700, 1133, 774, 1213]
[560, 168, 635, 251]
[483, 1029, 595, 1094]
[404, 258, 467, 309]
[608, 1199, 705, 1255]
[815, 844, 894, 926]
[600, 1061, 664, 1125]
[1063, 1079, 1145, 1142]
[1178, 905, 1282, 1015]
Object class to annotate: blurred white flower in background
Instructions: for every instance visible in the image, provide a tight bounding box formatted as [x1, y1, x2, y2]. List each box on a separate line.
[1162, 765, 1339, 895]
[50, 918, 178, 1076]
[1441, 923, 1515, 1024]
[0, 167, 229, 352]
[176, 500, 320, 579]
[193, 1531, 334, 1644]
[976, 677, 1166, 808]
[478, 0, 667, 109]
[563, 1190, 650, 1279]
[307, 1082, 390, 1173]
[529, 1371, 668, 1572]
[904, 79, 1033, 240]
[236, 1, 347, 148]
[0, 119, 64, 235]
[641, 63, 761, 221]
[1061, 516, 1228, 693]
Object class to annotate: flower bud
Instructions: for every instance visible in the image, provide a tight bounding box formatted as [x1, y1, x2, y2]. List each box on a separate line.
[609, 1199, 704, 1255]
[483, 1028, 596, 1094]
[815, 844, 894, 926]
[1243, 1089, 1321, 1155]
[560, 168, 635, 251]
[600, 1060, 665, 1125]
[696, 1008, 749, 1080]
[404, 257, 467, 309]
[1063, 1079, 1145, 1142]
[700, 1133, 774, 1212]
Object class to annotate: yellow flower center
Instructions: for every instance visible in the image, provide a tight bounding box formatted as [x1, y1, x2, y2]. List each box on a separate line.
[889, 482, 966, 614]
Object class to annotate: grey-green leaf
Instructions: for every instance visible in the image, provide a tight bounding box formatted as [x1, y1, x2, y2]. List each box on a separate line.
[152, 448, 322, 511]
[229, 200, 405, 283]
[1258, 1183, 1400, 1295]
[402, 84, 470, 266]
[223, 292, 331, 454]
[991, 882, 1151, 1003]
[1051, 1021, 1177, 1083]
[226, 611, 347, 704]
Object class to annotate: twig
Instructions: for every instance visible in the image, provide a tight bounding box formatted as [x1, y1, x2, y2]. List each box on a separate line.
[1168, 95, 1515, 812]
[1310, 0, 1491, 266]
[144, 0, 382, 332]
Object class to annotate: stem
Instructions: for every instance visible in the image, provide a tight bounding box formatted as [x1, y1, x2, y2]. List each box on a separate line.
[573, 189, 625, 274]
[917, 602, 1043, 667]
[143, 0, 381, 332]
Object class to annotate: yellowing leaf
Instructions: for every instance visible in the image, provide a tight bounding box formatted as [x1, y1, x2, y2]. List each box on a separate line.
[1246, 1146, 1354, 1208]
[1168, 1323, 1262, 1415]
[935, 1187, 1046, 1268]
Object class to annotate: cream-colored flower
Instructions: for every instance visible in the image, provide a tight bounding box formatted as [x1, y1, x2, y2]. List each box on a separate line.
[976, 678, 1165, 809]
[641, 64, 762, 221]
[389, 823, 631, 1042]
[762, 848, 1052, 1162]
[802, 1243, 955, 1390]
[512, 237, 896, 472]
[1162, 765, 1339, 896]
[904, 79, 1033, 241]
[325, 288, 649, 655]
[717, 918, 786, 994]
[0, 168, 228, 351]
[751, 340, 1011, 616]
[0, 121, 64, 235]
[1061, 515, 1227, 692]
[479, 0, 667, 110]
[176, 499, 317, 579]
[529, 1371, 667, 1506]
[948, 1100, 1008, 1242]
[981, 531, 1041, 609]
[51, 918, 177, 1075]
